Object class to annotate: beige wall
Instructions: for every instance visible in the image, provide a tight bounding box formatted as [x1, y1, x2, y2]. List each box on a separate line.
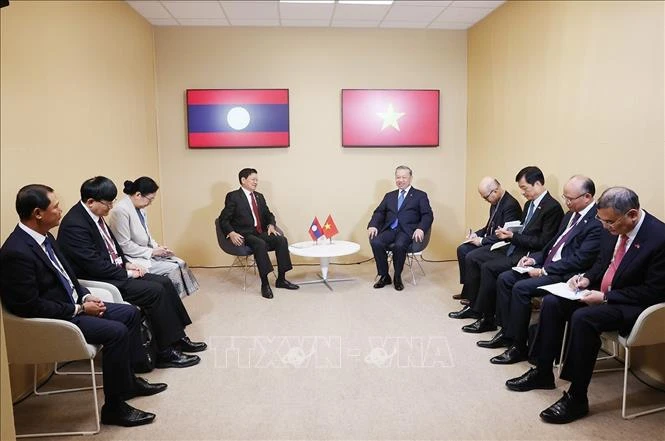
[0, 0, 159, 429]
[0, 313, 16, 441]
[467, 0, 664, 225]
[154, 27, 467, 265]
[468, 0, 665, 382]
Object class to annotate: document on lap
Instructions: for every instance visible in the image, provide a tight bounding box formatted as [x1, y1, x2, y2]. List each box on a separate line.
[511, 266, 534, 274]
[538, 282, 588, 300]
[503, 220, 524, 234]
[490, 241, 509, 251]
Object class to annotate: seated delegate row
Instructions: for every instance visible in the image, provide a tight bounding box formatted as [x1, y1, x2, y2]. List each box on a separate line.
[0, 180, 208, 429]
[218, 165, 434, 298]
[449, 166, 665, 424]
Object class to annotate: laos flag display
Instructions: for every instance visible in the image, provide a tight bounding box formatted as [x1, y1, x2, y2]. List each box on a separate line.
[341, 89, 439, 147]
[187, 89, 290, 148]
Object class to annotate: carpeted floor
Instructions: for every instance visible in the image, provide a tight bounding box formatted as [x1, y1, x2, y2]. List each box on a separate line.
[11, 262, 665, 440]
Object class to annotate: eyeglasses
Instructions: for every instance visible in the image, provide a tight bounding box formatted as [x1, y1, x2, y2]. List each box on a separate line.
[595, 211, 629, 227]
[482, 189, 497, 200]
[98, 199, 115, 208]
[142, 194, 156, 202]
[562, 193, 587, 203]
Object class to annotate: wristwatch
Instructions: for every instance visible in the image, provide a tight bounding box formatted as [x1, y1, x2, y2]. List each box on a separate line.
[602, 293, 608, 304]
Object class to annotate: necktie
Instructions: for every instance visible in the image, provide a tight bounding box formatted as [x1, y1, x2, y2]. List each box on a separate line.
[98, 217, 121, 266]
[390, 190, 406, 229]
[136, 208, 153, 247]
[523, 202, 536, 226]
[506, 202, 537, 256]
[543, 212, 581, 267]
[600, 234, 629, 293]
[251, 192, 263, 233]
[43, 239, 75, 303]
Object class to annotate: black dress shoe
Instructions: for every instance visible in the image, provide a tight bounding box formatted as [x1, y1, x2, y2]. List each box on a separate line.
[394, 276, 404, 291]
[101, 401, 156, 427]
[506, 367, 556, 392]
[276, 279, 299, 290]
[490, 345, 528, 364]
[123, 377, 167, 400]
[176, 336, 207, 353]
[261, 284, 274, 299]
[477, 330, 511, 349]
[156, 348, 200, 369]
[540, 391, 589, 424]
[460, 299, 471, 305]
[462, 317, 497, 333]
[448, 305, 482, 320]
[373, 275, 392, 289]
[452, 293, 463, 300]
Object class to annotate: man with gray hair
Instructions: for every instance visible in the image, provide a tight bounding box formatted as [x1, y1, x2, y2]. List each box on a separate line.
[505, 187, 665, 424]
[368, 166, 433, 291]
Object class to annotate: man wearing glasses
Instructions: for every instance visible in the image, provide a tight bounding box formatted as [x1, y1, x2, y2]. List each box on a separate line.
[58, 176, 206, 370]
[454, 177, 522, 303]
[483, 176, 602, 363]
[449, 166, 564, 333]
[505, 187, 665, 424]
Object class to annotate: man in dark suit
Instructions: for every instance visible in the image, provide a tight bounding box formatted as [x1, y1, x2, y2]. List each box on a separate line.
[57, 177, 205, 369]
[481, 176, 602, 363]
[0, 184, 166, 427]
[449, 166, 564, 333]
[455, 176, 522, 302]
[219, 168, 298, 299]
[506, 187, 665, 424]
[368, 165, 434, 291]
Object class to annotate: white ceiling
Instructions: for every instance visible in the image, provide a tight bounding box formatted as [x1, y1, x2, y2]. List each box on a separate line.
[126, 0, 505, 30]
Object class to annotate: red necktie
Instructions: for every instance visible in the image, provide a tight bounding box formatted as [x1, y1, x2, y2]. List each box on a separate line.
[543, 212, 581, 267]
[600, 234, 629, 293]
[250, 192, 263, 234]
[98, 217, 122, 267]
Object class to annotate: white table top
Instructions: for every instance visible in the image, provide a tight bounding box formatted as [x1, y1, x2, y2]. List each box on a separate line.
[289, 240, 360, 258]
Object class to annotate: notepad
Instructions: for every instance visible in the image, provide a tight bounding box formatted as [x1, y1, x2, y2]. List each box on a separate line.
[504, 220, 524, 234]
[538, 282, 588, 300]
[511, 266, 534, 274]
[490, 241, 509, 251]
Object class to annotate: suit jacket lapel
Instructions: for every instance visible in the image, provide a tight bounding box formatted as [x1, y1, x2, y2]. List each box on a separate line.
[16, 227, 63, 282]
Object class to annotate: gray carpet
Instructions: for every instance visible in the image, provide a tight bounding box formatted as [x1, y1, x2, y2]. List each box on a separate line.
[11, 262, 665, 440]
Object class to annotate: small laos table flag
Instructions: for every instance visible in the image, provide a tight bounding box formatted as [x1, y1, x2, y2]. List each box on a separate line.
[323, 214, 339, 239]
[309, 217, 324, 242]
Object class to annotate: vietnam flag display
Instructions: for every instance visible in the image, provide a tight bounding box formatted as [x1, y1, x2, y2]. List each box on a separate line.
[341, 89, 439, 147]
[309, 217, 324, 241]
[322, 214, 339, 239]
[187, 89, 289, 148]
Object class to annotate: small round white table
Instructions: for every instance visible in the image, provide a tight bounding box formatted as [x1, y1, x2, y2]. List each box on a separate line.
[288, 240, 361, 291]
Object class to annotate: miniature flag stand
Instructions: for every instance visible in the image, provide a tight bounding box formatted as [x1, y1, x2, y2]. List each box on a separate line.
[309, 215, 339, 244]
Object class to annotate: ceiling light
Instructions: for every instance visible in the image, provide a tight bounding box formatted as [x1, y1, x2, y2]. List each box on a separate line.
[338, 0, 394, 4]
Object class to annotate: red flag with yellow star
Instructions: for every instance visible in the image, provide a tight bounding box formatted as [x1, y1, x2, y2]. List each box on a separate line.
[322, 214, 339, 239]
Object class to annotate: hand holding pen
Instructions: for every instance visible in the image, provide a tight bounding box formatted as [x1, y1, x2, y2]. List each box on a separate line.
[518, 251, 535, 267]
[567, 273, 590, 293]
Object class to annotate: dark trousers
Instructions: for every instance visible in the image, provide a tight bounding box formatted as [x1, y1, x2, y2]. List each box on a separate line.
[106, 273, 191, 350]
[496, 269, 562, 347]
[71, 302, 141, 403]
[244, 232, 293, 280]
[532, 294, 643, 397]
[463, 246, 521, 313]
[456, 242, 480, 284]
[370, 228, 412, 278]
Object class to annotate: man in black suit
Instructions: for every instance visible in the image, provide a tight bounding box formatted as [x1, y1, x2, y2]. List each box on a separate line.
[506, 187, 665, 424]
[481, 176, 602, 363]
[368, 165, 434, 291]
[455, 176, 522, 302]
[57, 177, 205, 369]
[0, 184, 166, 427]
[449, 166, 564, 333]
[219, 168, 298, 299]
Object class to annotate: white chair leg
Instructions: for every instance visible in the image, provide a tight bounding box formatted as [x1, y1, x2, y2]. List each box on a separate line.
[620, 347, 665, 419]
[34, 363, 102, 396]
[555, 321, 568, 374]
[19, 359, 101, 437]
[54, 361, 101, 376]
[413, 255, 426, 276]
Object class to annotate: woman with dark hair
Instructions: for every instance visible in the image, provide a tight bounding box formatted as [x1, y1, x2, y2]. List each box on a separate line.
[108, 177, 199, 297]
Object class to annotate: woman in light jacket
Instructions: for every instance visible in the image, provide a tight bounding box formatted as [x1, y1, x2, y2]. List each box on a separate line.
[108, 177, 199, 298]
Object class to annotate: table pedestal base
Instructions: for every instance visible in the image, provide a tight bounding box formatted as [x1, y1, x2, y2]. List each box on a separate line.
[296, 257, 355, 291]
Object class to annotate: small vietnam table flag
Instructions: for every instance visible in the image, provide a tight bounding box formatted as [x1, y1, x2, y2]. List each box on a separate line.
[323, 214, 339, 242]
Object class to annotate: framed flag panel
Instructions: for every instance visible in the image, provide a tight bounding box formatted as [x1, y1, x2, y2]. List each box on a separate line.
[341, 89, 439, 147]
[186, 89, 290, 148]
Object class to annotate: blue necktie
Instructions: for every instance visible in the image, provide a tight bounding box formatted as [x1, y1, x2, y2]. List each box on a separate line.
[390, 190, 406, 229]
[506, 202, 537, 256]
[43, 239, 75, 304]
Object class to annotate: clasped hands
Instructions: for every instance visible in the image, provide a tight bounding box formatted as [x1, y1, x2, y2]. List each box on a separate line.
[228, 225, 280, 246]
[82, 295, 106, 317]
[126, 262, 148, 278]
[152, 246, 174, 258]
[367, 227, 425, 242]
